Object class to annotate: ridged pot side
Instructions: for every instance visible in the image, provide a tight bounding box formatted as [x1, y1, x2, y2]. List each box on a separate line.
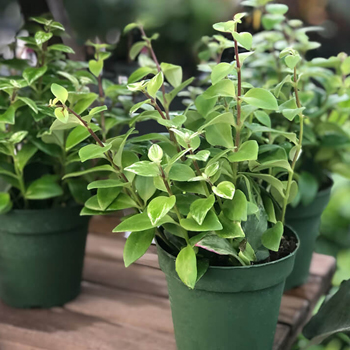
[156, 227, 299, 350]
[0, 206, 90, 308]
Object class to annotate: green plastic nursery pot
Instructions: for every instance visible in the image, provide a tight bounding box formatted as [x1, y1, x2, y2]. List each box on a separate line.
[0, 206, 89, 308]
[285, 180, 333, 291]
[156, 228, 299, 350]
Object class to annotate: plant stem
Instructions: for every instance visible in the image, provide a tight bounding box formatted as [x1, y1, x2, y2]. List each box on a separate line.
[66, 106, 144, 208]
[281, 67, 305, 223]
[11, 148, 28, 209]
[97, 74, 106, 141]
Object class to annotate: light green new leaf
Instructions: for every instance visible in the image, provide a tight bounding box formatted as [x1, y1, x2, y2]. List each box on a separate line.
[125, 161, 160, 177]
[123, 22, 140, 34]
[48, 44, 75, 54]
[23, 66, 47, 85]
[89, 59, 103, 77]
[161, 63, 182, 88]
[187, 150, 210, 162]
[148, 144, 163, 163]
[147, 72, 164, 98]
[213, 21, 236, 33]
[147, 195, 176, 225]
[130, 99, 152, 114]
[212, 181, 235, 199]
[199, 112, 236, 131]
[34, 31, 52, 45]
[113, 212, 173, 232]
[261, 221, 283, 252]
[228, 140, 258, 162]
[232, 32, 253, 50]
[26, 175, 63, 200]
[206, 124, 234, 148]
[202, 79, 236, 99]
[254, 110, 271, 127]
[51, 83, 68, 104]
[88, 105, 107, 116]
[279, 99, 305, 121]
[211, 63, 235, 85]
[266, 4, 289, 15]
[0, 192, 12, 214]
[128, 67, 157, 84]
[130, 41, 146, 60]
[223, 189, 247, 221]
[180, 211, 223, 232]
[54, 107, 69, 123]
[124, 229, 155, 267]
[66, 124, 100, 151]
[176, 245, 197, 289]
[79, 143, 111, 162]
[242, 88, 278, 110]
[190, 194, 215, 225]
[87, 179, 126, 190]
[285, 55, 301, 69]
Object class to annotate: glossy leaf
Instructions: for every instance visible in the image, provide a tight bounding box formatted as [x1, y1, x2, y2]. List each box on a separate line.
[203, 80, 236, 99]
[228, 140, 258, 162]
[26, 175, 63, 200]
[211, 63, 234, 85]
[232, 31, 253, 50]
[89, 59, 103, 77]
[87, 179, 126, 190]
[0, 192, 12, 214]
[147, 195, 176, 225]
[169, 164, 195, 181]
[51, 83, 68, 104]
[63, 165, 114, 179]
[242, 88, 278, 110]
[147, 72, 164, 98]
[190, 194, 215, 225]
[79, 143, 111, 162]
[125, 161, 160, 177]
[16, 143, 38, 171]
[23, 66, 47, 85]
[212, 181, 235, 199]
[48, 44, 75, 54]
[161, 63, 182, 88]
[223, 189, 247, 221]
[176, 245, 197, 289]
[180, 211, 223, 232]
[66, 124, 100, 151]
[261, 221, 283, 252]
[124, 229, 155, 267]
[135, 176, 156, 202]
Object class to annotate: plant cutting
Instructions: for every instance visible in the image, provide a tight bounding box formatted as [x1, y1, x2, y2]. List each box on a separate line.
[48, 13, 306, 349]
[240, 0, 350, 289]
[0, 16, 129, 308]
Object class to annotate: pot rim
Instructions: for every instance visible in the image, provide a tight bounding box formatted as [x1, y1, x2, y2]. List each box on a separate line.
[157, 225, 299, 271]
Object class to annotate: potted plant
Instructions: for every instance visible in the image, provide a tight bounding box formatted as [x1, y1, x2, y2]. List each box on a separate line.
[0, 16, 129, 308]
[240, 1, 350, 289]
[48, 13, 304, 349]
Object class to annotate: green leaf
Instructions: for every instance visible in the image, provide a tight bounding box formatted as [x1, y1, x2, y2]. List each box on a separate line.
[65, 124, 100, 151]
[9, 131, 28, 144]
[169, 163, 195, 181]
[17, 97, 38, 114]
[23, 66, 47, 85]
[252, 159, 292, 173]
[341, 57, 350, 76]
[228, 140, 258, 162]
[176, 245, 197, 289]
[285, 55, 301, 70]
[87, 179, 126, 190]
[217, 213, 245, 239]
[205, 162, 219, 177]
[279, 99, 305, 121]
[26, 175, 63, 200]
[212, 181, 235, 200]
[97, 187, 122, 211]
[35, 31, 53, 45]
[54, 107, 69, 123]
[48, 44, 75, 54]
[113, 128, 135, 168]
[262, 195, 277, 224]
[147, 72, 163, 98]
[0, 192, 12, 214]
[89, 59, 103, 77]
[130, 41, 146, 60]
[213, 21, 236, 33]
[89, 105, 107, 116]
[16, 143, 38, 171]
[123, 22, 140, 33]
[148, 144, 163, 163]
[242, 88, 278, 110]
[223, 189, 247, 221]
[63, 164, 114, 179]
[135, 176, 156, 202]
[123, 229, 155, 267]
[232, 32, 253, 50]
[299, 171, 318, 206]
[206, 124, 234, 148]
[147, 195, 176, 225]
[190, 194, 215, 225]
[79, 143, 111, 162]
[195, 234, 242, 263]
[180, 211, 223, 232]
[0, 106, 15, 124]
[30, 16, 50, 25]
[113, 212, 173, 232]
[261, 221, 283, 252]
[128, 67, 157, 84]
[199, 112, 236, 131]
[160, 63, 182, 88]
[203, 80, 236, 99]
[211, 63, 234, 85]
[187, 150, 210, 162]
[73, 93, 98, 114]
[125, 161, 159, 177]
[51, 83, 68, 104]
[254, 110, 271, 127]
[303, 279, 350, 346]
[266, 4, 288, 15]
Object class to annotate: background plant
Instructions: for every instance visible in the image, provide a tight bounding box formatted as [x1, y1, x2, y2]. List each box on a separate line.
[0, 16, 130, 213]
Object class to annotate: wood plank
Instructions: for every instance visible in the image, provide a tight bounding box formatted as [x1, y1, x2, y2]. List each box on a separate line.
[309, 253, 336, 279]
[0, 340, 48, 350]
[64, 281, 174, 334]
[273, 324, 291, 350]
[278, 295, 309, 329]
[83, 256, 169, 298]
[0, 301, 175, 350]
[89, 215, 121, 236]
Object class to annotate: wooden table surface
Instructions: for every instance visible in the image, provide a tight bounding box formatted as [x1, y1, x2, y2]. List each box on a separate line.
[0, 216, 336, 350]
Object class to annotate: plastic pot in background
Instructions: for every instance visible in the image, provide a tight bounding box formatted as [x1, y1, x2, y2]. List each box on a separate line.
[0, 206, 90, 308]
[285, 179, 333, 290]
[156, 227, 299, 350]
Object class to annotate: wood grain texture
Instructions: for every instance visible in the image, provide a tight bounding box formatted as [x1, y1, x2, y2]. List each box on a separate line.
[0, 219, 336, 350]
